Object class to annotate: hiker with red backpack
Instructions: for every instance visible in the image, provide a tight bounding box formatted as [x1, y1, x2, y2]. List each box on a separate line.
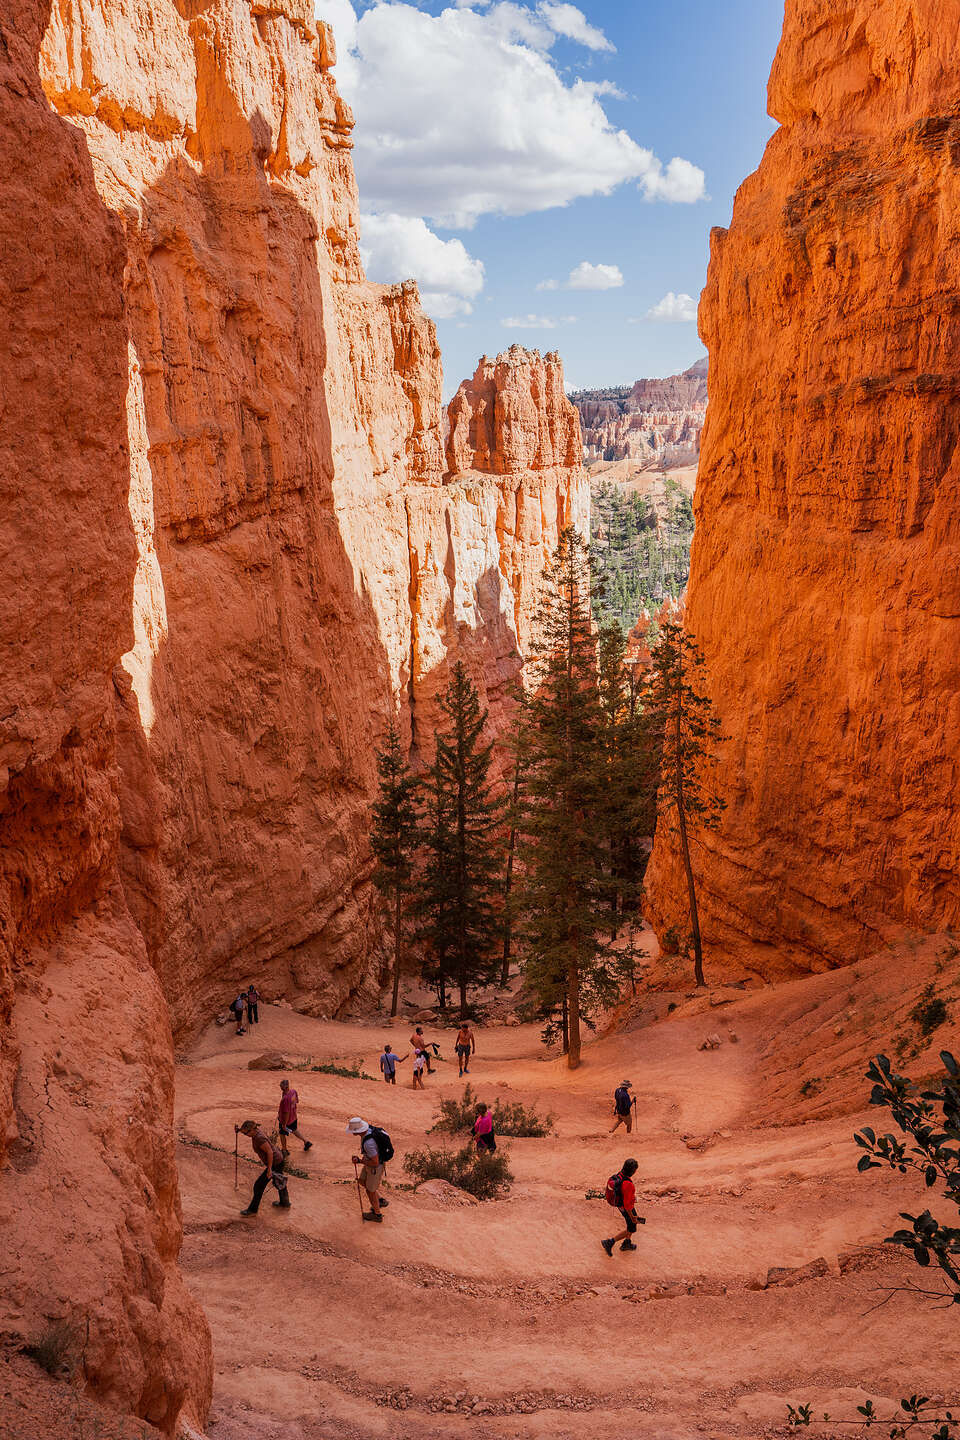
[346, 1116, 394, 1222]
[601, 1158, 645, 1256]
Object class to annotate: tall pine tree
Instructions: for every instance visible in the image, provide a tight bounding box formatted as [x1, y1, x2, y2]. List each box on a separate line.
[517, 527, 615, 1069]
[419, 662, 502, 1017]
[644, 619, 725, 987]
[369, 721, 422, 1017]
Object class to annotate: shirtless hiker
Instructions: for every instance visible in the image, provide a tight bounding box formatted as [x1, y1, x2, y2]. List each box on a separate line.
[409, 1025, 436, 1074]
[455, 1022, 475, 1077]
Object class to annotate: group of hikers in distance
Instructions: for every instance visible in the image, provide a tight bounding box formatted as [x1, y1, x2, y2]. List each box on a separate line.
[232, 1022, 644, 1253]
[378, 1022, 476, 1086]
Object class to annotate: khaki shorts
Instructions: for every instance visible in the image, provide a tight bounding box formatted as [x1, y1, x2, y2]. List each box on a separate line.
[362, 1163, 385, 1194]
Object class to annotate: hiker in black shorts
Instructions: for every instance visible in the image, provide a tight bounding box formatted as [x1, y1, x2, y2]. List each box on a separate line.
[455, 1022, 475, 1076]
[601, 1158, 643, 1255]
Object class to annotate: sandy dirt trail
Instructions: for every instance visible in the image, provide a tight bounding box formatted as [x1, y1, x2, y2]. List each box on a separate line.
[176, 976, 955, 1440]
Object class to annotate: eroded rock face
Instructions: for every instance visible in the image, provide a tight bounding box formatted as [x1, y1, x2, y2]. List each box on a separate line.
[573, 358, 708, 467]
[0, 0, 211, 1428]
[3, 4, 583, 1428]
[645, 0, 960, 972]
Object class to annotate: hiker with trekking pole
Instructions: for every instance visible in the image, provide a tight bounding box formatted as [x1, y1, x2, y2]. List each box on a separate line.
[608, 1079, 636, 1134]
[600, 1158, 645, 1256]
[236, 1119, 291, 1216]
[346, 1116, 394, 1223]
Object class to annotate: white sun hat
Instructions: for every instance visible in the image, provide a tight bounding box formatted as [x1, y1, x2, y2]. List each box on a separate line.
[345, 1117, 369, 1134]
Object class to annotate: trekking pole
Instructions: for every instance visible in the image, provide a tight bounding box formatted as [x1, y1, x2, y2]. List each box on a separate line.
[234, 1127, 239, 1189]
[352, 1159, 365, 1220]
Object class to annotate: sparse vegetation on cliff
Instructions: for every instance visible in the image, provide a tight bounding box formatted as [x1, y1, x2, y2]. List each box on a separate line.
[590, 477, 694, 632]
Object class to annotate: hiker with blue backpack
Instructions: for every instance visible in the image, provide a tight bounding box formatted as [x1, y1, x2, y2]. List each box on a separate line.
[347, 1116, 394, 1223]
[601, 1158, 645, 1256]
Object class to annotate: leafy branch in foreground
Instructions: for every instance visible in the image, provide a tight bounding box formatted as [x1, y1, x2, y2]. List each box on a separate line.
[787, 1049, 960, 1438]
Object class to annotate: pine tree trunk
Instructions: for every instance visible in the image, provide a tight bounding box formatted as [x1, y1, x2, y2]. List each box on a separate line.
[677, 802, 704, 987]
[561, 992, 569, 1054]
[675, 677, 705, 988]
[567, 955, 581, 1069]
[390, 888, 402, 1017]
[500, 818, 517, 987]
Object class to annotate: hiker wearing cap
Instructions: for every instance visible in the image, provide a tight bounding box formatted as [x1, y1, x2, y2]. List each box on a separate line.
[379, 1043, 408, 1084]
[238, 1120, 291, 1215]
[601, 1158, 643, 1256]
[231, 992, 247, 1036]
[277, 1079, 313, 1156]
[609, 1080, 635, 1134]
[346, 1117, 393, 1222]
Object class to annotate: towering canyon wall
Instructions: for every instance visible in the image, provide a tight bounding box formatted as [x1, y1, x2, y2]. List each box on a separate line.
[0, 2, 584, 1428]
[0, 0, 211, 1429]
[573, 357, 708, 467]
[646, 0, 960, 972]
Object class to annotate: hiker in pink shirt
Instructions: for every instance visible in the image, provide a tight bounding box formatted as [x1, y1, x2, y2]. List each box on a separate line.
[473, 1103, 495, 1152]
[277, 1078, 313, 1157]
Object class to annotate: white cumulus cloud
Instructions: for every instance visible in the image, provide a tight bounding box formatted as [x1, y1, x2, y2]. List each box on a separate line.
[566, 261, 624, 290]
[537, 2, 615, 52]
[314, 1, 705, 228]
[359, 213, 485, 318]
[644, 291, 698, 323]
[501, 313, 577, 329]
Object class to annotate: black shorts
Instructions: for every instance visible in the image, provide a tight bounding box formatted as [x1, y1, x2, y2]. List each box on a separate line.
[278, 1124, 297, 1136]
[618, 1207, 638, 1234]
[456, 1044, 470, 1058]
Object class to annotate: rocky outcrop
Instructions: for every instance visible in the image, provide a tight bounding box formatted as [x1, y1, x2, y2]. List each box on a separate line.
[573, 358, 708, 467]
[645, 0, 960, 972]
[1, 4, 584, 1430]
[0, 0, 211, 1430]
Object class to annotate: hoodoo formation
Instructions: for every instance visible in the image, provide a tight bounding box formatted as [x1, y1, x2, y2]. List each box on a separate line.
[1, 0, 583, 1426]
[646, 0, 960, 973]
[573, 357, 708, 469]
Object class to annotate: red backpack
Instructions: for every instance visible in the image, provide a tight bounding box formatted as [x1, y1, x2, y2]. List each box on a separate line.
[604, 1172, 624, 1207]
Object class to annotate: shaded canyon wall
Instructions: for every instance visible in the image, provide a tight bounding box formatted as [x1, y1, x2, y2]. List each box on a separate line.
[646, 0, 960, 972]
[0, 1, 584, 1428]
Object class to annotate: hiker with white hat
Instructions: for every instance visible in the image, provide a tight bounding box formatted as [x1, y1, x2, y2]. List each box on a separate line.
[346, 1117, 394, 1223]
[609, 1080, 636, 1134]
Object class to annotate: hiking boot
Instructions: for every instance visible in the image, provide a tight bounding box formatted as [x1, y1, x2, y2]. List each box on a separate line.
[272, 1200, 291, 1209]
[362, 1212, 383, 1223]
[619, 1240, 637, 1251]
[240, 1208, 257, 1217]
[601, 1238, 615, 1257]
[303, 1141, 313, 1151]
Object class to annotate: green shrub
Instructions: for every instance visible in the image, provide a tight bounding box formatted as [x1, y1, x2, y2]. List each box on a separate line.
[429, 1082, 554, 1138]
[403, 1142, 513, 1200]
[24, 1319, 81, 1378]
[309, 1060, 377, 1080]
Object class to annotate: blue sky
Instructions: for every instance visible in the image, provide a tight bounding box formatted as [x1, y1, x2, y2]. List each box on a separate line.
[316, 1, 786, 392]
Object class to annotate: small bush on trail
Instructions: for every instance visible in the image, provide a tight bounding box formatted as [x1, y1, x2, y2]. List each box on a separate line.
[429, 1082, 554, 1138]
[404, 1142, 513, 1199]
[24, 1319, 82, 1378]
[309, 1060, 377, 1081]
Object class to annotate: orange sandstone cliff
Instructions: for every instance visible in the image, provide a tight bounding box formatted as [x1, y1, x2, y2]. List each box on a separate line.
[0, 0, 211, 1429]
[0, 1, 584, 1427]
[645, 0, 960, 972]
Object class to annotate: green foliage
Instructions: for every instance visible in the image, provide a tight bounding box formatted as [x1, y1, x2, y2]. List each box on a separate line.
[644, 619, 725, 986]
[309, 1060, 377, 1081]
[590, 477, 694, 632]
[24, 1319, 82, 1378]
[787, 1051, 960, 1439]
[403, 1141, 513, 1199]
[516, 528, 618, 1066]
[416, 663, 503, 1015]
[370, 721, 422, 1015]
[430, 1082, 555, 1138]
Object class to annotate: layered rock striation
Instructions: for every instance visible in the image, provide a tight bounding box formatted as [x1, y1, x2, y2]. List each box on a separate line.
[645, 0, 960, 972]
[573, 357, 708, 468]
[1, 2, 584, 1428]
